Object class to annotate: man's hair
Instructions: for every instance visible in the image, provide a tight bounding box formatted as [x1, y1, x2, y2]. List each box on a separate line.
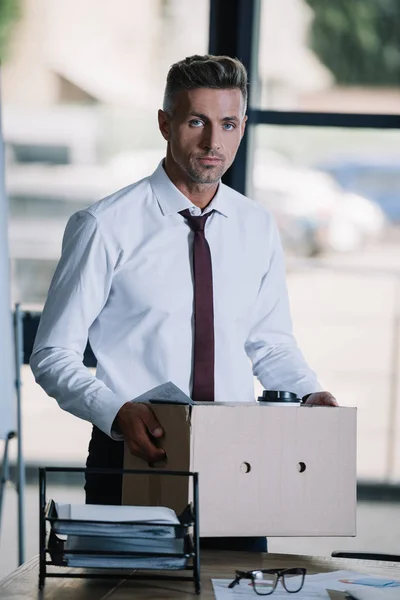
[163, 54, 248, 115]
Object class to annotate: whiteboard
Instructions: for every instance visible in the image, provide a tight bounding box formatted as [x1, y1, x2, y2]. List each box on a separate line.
[0, 71, 16, 440]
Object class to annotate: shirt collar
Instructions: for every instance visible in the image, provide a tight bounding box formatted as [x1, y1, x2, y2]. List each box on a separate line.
[149, 160, 231, 218]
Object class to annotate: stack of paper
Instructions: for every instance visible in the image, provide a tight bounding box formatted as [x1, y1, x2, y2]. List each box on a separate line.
[54, 503, 180, 537]
[63, 535, 187, 569]
[50, 503, 188, 569]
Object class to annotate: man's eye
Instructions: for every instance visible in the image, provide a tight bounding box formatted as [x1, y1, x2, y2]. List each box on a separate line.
[223, 123, 235, 131]
[189, 119, 204, 127]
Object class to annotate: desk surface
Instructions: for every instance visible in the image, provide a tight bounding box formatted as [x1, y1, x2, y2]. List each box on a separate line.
[1, 552, 400, 600]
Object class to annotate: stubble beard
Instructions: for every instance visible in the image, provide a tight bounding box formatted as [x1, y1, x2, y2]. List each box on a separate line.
[186, 161, 225, 185]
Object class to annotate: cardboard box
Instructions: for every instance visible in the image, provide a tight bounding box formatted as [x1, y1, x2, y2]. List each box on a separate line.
[122, 403, 357, 537]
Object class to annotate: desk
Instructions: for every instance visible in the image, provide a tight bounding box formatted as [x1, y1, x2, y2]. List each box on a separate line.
[1, 552, 400, 599]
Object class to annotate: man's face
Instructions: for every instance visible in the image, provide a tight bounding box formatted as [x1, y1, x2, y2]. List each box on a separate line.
[159, 87, 247, 184]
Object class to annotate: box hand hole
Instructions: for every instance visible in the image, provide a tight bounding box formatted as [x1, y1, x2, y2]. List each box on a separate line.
[240, 462, 251, 474]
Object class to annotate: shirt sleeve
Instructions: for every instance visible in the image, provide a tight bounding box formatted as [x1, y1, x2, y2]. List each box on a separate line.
[244, 216, 322, 398]
[30, 210, 125, 438]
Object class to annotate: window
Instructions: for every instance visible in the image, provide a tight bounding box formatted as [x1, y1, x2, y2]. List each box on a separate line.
[255, 0, 400, 114]
[249, 0, 400, 487]
[2, 0, 210, 305]
[251, 124, 400, 482]
[9, 143, 70, 165]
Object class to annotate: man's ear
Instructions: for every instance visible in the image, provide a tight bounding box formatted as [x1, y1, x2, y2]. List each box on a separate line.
[158, 109, 170, 141]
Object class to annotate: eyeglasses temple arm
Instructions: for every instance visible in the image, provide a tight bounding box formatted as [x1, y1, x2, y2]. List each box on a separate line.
[228, 576, 241, 589]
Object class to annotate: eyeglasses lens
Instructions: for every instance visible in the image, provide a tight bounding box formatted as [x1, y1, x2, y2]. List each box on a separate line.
[282, 569, 304, 593]
[252, 571, 278, 595]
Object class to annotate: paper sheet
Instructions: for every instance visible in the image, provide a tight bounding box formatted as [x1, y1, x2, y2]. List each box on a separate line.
[345, 588, 400, 600]
[212, 570, 400, 600]
[132, 381, 193, 404]
[212, 578, 329, 599]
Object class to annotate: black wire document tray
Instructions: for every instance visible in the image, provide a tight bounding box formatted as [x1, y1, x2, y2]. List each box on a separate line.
[39, 467, 200, 593]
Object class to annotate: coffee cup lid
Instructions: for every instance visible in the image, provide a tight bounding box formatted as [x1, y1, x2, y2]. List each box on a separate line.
[258, 390, 299, 403]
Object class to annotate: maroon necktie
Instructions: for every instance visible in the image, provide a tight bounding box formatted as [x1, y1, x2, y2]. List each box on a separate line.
[180, 209, 215, 402]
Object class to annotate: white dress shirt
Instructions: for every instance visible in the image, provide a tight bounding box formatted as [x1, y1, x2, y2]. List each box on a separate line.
[30, 161, 321, 438]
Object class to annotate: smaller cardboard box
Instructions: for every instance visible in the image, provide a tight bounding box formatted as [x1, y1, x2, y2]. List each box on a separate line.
[122, 403, 356, 538]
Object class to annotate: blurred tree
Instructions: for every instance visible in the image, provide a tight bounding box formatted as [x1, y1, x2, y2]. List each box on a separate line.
[305, 0, 400, 85]
[0, 0, 20, 61]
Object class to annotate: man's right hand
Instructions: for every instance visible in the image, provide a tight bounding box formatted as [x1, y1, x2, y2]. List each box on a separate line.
[115, 402, 165, 464]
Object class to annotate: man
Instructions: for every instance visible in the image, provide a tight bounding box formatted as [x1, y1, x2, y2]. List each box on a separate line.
[31, 55, 337, 550]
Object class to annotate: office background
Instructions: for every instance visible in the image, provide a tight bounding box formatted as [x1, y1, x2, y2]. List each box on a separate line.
[1, 0, 400, 578]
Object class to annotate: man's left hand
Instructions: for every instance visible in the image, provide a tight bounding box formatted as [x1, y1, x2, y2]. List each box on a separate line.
[304, 391, 338, 406]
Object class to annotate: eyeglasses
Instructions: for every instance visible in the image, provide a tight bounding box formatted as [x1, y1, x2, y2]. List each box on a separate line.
[228, 568, 307, 595]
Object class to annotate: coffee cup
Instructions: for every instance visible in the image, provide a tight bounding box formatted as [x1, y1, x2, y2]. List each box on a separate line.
[257, 390, 300, 406]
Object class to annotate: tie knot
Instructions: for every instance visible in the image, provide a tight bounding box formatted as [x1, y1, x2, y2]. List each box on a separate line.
[180, 209, 213, 232]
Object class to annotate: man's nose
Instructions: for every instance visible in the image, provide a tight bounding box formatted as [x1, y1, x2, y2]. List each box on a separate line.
[201, 124, 221, 151]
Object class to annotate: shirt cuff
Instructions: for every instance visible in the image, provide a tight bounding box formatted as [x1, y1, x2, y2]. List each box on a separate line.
[291, 377, 323, 399]
[90, 389, 127, 440]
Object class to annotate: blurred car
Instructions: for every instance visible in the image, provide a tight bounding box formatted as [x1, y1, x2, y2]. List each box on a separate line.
[326, 191, 386, 253]
[253, 152, 387, 256]
[317, 157, 400, 222]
